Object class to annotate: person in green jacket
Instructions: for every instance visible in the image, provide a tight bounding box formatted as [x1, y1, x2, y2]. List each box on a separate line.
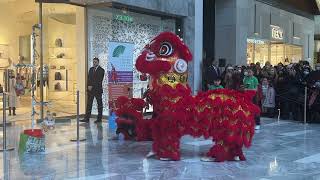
[243, 69, 258, 91]
[208, 77, 224, 90]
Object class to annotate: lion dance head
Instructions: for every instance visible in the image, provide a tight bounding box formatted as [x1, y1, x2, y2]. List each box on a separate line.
[136, 32, 192, 88]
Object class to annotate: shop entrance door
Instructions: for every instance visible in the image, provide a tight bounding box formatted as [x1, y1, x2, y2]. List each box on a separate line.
[41, 3, 86, 118]
[270, 42, 285, 65]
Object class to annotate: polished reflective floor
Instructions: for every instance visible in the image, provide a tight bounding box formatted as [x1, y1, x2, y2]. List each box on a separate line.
[1, 118, 320, 180]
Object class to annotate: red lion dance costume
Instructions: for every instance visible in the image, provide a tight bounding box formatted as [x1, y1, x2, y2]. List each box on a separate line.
[115, 32, 260, 162]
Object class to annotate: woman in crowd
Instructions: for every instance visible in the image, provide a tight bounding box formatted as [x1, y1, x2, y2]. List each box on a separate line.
[232, 65, 243, 90]
[222, 65, 234, 89]
[261, 78, 276, 118]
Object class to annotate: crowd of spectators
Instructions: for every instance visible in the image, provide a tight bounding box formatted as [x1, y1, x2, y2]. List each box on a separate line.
[205, 59, 320, 124]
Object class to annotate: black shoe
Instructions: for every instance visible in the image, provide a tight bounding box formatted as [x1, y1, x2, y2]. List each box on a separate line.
[94, 119, 102, 123]
[80, 119, 89, 123]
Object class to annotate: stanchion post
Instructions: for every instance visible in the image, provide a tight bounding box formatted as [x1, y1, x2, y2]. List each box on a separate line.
[76, 90, 79, 142]
[70, 90, 86, 142]
[304, 86, 307, 124]
[3, 93, 6, 150]
[1, 93, 14, 152]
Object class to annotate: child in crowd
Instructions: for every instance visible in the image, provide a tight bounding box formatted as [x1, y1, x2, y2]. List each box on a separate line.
[208, 78, 223, 90]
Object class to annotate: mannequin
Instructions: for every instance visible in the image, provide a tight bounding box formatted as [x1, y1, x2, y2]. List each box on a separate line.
[8, 75, 17, 115]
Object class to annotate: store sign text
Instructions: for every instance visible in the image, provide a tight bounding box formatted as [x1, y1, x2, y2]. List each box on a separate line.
[114, 14, 133, 23]
[272, 27, 283, 40]
[247, 39, 265, 44]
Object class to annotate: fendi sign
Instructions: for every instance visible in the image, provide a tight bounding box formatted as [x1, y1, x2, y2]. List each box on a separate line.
[271, 27, 284, 40]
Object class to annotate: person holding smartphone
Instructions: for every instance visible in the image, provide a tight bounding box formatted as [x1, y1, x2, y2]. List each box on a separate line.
[243, 68, 261, 130]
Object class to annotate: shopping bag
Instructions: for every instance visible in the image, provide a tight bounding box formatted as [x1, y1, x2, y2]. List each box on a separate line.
[19, 129, 45, 153]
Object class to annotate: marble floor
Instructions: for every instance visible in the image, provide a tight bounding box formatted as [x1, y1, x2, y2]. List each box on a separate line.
[1, 118, 320, 180]
[1, 96, 77, 124]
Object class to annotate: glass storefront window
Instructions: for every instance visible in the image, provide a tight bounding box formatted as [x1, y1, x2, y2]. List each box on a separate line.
[247, 43, 254, 64]
[0, 1, 86, 118]
[270, 43, 284, 65]
[292, 45, 303, 63]
[247, 39, 302, 66]
[40, 4, 85, 117]
[255, 43, 269, 66]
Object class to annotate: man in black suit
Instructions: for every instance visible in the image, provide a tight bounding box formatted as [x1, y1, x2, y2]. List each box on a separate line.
[81, 57, 105, 123]
[206, 58, 220, 90]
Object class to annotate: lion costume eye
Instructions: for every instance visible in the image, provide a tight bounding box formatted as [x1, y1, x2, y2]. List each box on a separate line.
[174, 59, 188, 73]
[159, 42, 173, 56]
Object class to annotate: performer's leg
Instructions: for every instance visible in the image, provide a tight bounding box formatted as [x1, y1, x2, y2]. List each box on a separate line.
[156, 135, 181, 161]
[151, 119, 181, 161]
[226, 143, 246, 161]
[206, 140, 235, 162]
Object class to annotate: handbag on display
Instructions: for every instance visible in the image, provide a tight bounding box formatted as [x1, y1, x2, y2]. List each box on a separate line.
[54, 82, 62, 91]
[60, 66, 65, 70]
[55, 38, 63, 47]
[50, 65, 56, 69]
[56, 53, 65, 59]
[54, 72, 62, 80]
[18, 129, 45, 153]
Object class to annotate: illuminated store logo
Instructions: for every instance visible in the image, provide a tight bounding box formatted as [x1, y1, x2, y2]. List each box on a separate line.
[114, 14, 133, 22]
[271, 27, 283, 40]
[247, 38, 265, 44]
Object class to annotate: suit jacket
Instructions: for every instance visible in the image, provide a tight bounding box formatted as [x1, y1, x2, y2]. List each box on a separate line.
[88, 66, 105, 94]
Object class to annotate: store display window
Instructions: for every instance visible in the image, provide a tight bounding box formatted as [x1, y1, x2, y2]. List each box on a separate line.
[247, 38, 302, 66]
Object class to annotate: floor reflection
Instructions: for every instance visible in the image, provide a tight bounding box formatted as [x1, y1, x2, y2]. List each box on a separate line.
[1, 118, 320, 179]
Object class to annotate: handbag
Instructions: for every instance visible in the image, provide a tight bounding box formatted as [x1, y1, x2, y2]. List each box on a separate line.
[54, 83, 62, 91]
[56, 53, 65, 58]
[55, 38, 63, 47]
[55, 72, 62, 80]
